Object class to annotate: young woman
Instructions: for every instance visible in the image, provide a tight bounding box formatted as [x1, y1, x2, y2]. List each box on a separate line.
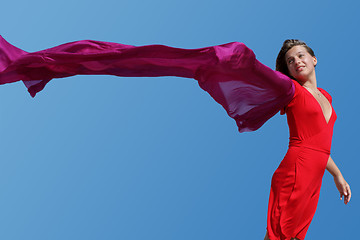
[0, 36, 351, 240]
[263, 40, 351, 240]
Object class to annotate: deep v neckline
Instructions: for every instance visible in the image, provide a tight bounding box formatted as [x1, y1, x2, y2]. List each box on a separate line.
[303, 87, 333, 124]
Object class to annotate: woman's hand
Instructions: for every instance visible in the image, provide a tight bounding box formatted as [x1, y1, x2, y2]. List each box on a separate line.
[326, 156, 351, 205]
[334, 175, 351, 204]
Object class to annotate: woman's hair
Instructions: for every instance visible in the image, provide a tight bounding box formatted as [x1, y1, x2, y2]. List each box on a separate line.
[276, 39, 315, 78]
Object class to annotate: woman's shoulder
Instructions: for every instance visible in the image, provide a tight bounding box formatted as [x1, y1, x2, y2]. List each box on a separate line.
[318, 87, 333, 103]
[289, 80, 306, 99]
[280, 80, 303, 114]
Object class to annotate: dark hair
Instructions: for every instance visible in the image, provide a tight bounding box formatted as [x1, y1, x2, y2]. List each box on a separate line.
[276, 39, 315, 78]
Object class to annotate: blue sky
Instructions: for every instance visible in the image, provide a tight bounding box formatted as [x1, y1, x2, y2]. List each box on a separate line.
[1, 0, 358, 239]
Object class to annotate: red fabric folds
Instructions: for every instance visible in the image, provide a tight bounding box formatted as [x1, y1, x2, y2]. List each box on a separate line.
[0, 36, 294, 132]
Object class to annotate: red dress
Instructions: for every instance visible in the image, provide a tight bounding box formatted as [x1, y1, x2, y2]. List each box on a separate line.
[267, 80, 337, 240]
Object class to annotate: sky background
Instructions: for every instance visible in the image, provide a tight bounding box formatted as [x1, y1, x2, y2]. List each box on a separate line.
[0, 0, 359, 239]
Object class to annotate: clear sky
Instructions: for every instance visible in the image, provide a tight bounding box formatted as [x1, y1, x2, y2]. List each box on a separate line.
[1, 0, 358, 239]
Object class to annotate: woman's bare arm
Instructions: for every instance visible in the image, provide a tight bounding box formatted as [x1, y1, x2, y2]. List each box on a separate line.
[326, 155, 351, 204]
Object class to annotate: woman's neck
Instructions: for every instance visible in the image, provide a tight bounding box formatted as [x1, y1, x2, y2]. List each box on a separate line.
[298, 74, 317, 90]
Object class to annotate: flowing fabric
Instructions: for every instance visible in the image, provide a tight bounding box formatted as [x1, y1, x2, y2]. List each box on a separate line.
[0, 36, 294, 132]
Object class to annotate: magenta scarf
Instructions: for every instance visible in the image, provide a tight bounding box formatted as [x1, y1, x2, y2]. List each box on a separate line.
[0, 36, 294, 132]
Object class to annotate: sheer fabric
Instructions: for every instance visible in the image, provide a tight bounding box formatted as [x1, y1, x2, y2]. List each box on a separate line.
[0, 36, 294, 132]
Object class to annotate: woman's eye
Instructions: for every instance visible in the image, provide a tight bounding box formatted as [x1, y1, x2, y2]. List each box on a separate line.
[299, 54, 304, 58]
[288, 59, 294, 64]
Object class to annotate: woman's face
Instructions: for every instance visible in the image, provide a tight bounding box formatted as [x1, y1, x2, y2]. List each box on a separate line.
[285, 45, 317, 82]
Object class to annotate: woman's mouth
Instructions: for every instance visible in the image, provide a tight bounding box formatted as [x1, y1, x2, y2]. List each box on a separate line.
[296, 66, 305, 72]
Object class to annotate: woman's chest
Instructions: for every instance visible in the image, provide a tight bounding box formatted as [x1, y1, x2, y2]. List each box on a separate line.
[287, 92, 336, 135]
[307, 90, 332, 124]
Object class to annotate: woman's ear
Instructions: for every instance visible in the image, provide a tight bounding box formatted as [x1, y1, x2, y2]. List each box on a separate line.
[313, 56, 317, 67]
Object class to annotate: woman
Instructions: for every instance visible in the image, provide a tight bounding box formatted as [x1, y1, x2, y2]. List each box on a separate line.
[263, 40, 351, 240]
[0, 37, 351, 240]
